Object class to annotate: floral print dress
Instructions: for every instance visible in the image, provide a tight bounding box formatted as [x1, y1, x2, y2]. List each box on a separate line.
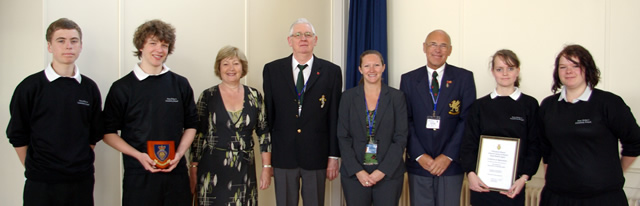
[190, 85, 270, 206]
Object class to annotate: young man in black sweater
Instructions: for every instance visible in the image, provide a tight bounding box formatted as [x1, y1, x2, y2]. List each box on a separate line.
[102, 19, 197, 206]
[6, 18, 103, 206]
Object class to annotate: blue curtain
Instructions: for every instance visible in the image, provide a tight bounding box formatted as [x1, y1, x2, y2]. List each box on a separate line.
[346, 0, 388, 90]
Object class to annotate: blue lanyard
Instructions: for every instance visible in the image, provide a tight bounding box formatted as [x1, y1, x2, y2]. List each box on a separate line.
[429, 83, 439, 114]
[365, 93, 380, 137]
[295, 82, 308, 106]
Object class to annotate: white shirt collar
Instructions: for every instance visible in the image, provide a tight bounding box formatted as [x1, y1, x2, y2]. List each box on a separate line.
[426, 64, 445, 87]
[44, 63, 82, 83]
[490, 87, 521, 100]
[558, 85, 592, 103]
[426, 64, 445, 77]
[133, 63, 170, 81]
[291, 55, 315, 71]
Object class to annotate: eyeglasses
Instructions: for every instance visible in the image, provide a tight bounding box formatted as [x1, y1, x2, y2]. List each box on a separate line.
[290, 32, 315, 39]
[426, 42, 449, 50]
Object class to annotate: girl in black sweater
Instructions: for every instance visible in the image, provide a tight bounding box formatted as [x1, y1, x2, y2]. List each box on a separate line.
[460, 49, 541, 206]
[538, 45, 640, 206]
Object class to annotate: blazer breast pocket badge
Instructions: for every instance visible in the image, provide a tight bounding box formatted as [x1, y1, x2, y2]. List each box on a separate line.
[448, 100, 461, 115]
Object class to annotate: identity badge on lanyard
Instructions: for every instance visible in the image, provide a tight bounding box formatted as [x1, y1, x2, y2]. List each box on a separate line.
[426, 86, 440, 130]
[295, 83, 307, 115]
[364, 94, 379, 165]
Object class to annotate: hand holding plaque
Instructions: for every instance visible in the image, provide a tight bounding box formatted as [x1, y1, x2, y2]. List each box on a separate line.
[475, 135, 520, 191]
[147, 140, 175, 169]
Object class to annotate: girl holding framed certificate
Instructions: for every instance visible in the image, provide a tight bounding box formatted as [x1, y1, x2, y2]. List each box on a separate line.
[460, 49, 541, 206]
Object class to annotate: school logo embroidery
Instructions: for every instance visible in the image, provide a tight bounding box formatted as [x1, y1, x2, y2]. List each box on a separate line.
[165, 97, 179, 103]
[77, 99, 90, 106]
[448, 100, 461, 115]
[575, 119, 592, 125]
[510, 116, 525, 122]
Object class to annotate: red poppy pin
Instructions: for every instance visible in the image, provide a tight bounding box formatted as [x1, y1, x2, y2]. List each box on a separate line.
[317, 72, 320, 75]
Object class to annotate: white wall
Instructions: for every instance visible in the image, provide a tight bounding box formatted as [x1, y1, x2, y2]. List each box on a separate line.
[0, 1, 43, 206]
[2, 0, 640, 205]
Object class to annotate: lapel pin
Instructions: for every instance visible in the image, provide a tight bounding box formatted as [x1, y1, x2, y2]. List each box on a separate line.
[319, 95, 327, 108]
[446, 80, 452, 88]
[317, 72, 320, 75]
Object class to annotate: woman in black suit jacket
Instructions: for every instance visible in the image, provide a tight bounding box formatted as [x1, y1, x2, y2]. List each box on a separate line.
[337, 50, 408, 206]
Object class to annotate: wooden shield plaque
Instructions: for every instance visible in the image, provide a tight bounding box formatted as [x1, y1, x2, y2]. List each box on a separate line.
[147, 140, 175, 169]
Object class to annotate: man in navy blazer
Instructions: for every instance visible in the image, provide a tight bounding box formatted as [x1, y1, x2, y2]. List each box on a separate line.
[400, 30, 476, 206]
[262, 18, 342, 206]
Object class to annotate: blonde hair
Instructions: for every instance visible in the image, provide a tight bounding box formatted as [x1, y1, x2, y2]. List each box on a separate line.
[214, 46, 248, 78]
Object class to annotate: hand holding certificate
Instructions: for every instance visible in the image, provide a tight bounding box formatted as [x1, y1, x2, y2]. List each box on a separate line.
[475, 135, 520, 191]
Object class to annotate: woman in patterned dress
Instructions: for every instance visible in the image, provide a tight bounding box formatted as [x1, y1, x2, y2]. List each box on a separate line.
[189, 46, 272, 206]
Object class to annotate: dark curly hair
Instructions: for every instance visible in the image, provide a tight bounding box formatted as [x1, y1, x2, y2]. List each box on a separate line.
[132, 20, 176, 59]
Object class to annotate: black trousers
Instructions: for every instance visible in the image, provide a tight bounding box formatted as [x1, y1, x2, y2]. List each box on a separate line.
[122, 172, 191, 206]
[274, 167, 326, 206]
[24, 177, 94, 206]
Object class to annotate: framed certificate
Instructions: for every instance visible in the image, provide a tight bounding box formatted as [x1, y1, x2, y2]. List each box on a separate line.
[476, 135, 520, 191]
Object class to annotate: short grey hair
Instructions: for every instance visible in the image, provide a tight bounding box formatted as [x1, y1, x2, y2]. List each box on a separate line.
[289, 18, 316, 36]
